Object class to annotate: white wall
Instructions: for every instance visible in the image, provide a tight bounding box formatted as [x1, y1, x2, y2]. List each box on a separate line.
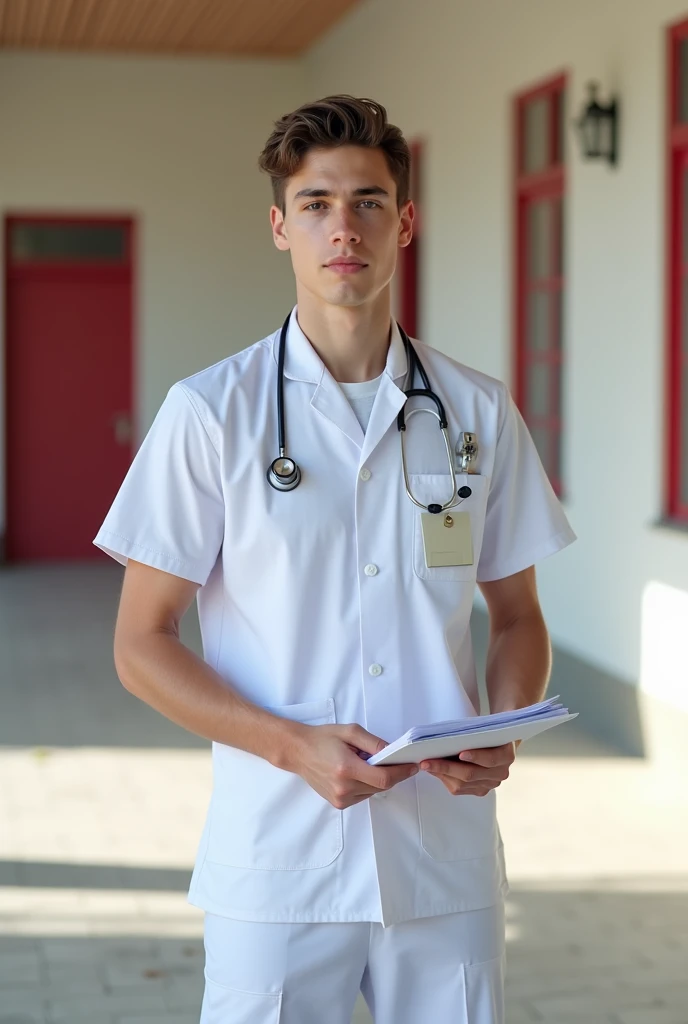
[0, 52, 307, 534]
[307, 0, 688, 711]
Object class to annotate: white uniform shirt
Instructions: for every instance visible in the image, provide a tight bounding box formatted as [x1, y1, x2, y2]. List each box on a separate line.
[94, 308, 576, 927]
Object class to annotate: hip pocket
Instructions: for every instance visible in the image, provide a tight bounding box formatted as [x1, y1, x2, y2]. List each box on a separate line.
[462, 955, 505, 1024]
[416, 771, 499, 861]
[207, 698, 343, 871]
[201, 977, 282, 1024]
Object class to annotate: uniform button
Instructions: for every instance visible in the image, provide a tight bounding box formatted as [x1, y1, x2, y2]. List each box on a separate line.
[359, 467, 372, 481]
[364, 563, 378, 576]
[368, 663, 383, 677]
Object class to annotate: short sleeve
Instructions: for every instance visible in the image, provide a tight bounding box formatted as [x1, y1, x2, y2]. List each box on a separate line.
[476, 385, 576, 583]
[93, 383, 224, 585]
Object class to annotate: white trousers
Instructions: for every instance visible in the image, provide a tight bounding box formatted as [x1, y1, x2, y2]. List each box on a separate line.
[200, 902, 505, 1024]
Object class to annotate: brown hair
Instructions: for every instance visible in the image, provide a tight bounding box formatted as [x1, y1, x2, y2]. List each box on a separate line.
[258, 95, 410, 214]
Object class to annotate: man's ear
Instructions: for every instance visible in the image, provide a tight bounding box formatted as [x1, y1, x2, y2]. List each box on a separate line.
[270, 206, 290, 252]
[398, 199, 415, 249]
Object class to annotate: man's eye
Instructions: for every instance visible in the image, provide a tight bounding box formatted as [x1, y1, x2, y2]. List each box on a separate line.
[359, 201, 380, 209]
[305, 202, 325, 211]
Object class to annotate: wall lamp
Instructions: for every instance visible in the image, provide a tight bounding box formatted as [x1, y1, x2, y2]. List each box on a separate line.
[573, 81, 619, 167]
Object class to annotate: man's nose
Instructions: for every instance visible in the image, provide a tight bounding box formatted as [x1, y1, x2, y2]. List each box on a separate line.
[329, 210, 361, 246]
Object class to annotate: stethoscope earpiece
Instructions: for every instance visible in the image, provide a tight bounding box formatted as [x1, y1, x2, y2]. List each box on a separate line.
[428, 485, 471, 515]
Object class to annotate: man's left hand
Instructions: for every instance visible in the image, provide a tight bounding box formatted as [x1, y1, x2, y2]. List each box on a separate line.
[419, 742, 516, 797]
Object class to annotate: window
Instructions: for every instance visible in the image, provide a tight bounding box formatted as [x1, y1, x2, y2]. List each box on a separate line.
[513, 75, 566, 495]
[666, 20, 688, 521]
[9, 221, 128, 264]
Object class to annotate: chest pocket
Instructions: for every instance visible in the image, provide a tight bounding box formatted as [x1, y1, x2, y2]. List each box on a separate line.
[409, 473, 489, 582]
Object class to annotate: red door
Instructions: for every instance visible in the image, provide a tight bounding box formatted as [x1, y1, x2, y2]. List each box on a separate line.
[5, 216, 134, 562]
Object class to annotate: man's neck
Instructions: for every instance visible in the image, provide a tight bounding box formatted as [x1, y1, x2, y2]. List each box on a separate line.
[295, 292, 392, 384]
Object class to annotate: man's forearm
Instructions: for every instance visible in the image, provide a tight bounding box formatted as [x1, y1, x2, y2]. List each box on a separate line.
[115, 631, 305, 769]
[484, 609, 552, 714]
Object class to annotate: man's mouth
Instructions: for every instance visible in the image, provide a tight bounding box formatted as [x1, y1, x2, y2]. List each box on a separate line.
[324, 259, 368, 274]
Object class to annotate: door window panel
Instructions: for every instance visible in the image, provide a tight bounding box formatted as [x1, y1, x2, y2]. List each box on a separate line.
[10, 223, 127, 263]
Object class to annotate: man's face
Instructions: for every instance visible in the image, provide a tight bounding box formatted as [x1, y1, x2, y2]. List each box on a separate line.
[270, 145, 414, 309]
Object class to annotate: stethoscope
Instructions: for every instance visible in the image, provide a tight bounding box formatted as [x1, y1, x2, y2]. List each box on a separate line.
[267, 313, 472, 513]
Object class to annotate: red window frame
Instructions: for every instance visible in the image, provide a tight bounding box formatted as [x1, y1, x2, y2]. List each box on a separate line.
[666, 19, 688, 522]
[513, 73, 567, 496]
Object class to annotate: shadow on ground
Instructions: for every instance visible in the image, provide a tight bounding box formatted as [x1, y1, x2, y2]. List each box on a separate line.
[0, 563, 208, 749]
[1, 564, 636, 759]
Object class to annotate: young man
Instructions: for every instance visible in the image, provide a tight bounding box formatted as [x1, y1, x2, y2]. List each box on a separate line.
[95, 96, 576, 1024]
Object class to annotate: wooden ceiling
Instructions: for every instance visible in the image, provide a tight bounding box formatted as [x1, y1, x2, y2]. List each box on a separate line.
[0, 0, 364, 58]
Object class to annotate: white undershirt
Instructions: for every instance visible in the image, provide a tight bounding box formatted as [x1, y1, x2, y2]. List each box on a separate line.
[338, 372, 384, 433]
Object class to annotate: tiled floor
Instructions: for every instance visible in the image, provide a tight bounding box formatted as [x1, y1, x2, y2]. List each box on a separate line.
[1, 564, 687, 1024]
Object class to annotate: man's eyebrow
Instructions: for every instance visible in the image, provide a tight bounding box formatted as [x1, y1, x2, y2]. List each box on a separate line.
[292, 186, 390, 200]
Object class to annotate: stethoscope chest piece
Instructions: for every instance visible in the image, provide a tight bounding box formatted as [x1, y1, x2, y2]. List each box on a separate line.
[267, 314, 304, 492]
[267, 456, 301, 491]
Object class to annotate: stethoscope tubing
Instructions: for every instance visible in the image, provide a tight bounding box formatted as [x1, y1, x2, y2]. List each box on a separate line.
[268, 312, 463, 512]
[276, 312, 288, 458]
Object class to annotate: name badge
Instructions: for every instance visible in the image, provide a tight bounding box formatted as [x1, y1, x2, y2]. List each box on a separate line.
[420, 511, 474, 568]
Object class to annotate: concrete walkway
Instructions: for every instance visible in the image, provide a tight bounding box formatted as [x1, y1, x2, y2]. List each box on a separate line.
[1, 564, 686, 1024]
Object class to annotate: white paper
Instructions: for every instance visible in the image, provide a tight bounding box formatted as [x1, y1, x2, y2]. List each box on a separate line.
[367, 698, 578, 766]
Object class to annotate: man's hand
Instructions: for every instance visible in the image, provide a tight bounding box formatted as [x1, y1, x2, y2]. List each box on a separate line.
[418, 742, 516, 797]
[291, 723, 419, 809]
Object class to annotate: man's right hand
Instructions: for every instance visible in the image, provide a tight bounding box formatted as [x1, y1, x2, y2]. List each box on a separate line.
[287, 722, 418, 809]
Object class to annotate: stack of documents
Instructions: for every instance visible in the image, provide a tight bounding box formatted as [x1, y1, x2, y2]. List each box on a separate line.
[367, 696, 577, 766]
